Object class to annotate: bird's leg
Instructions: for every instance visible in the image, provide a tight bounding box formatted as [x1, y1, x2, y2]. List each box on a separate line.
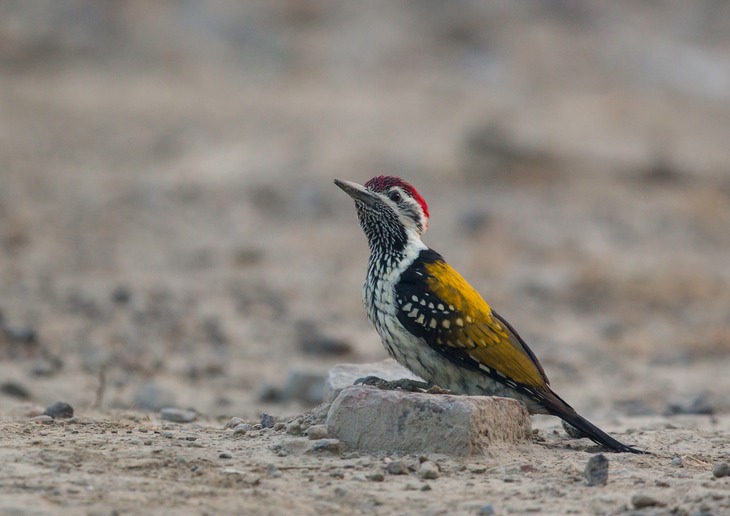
[354, 376, 439, 393]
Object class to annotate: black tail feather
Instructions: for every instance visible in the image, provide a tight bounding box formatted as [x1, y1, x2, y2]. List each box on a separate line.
[543, 389, 649, 454]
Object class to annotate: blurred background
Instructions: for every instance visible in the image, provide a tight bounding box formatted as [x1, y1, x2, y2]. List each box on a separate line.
[1, 1, 729, 423]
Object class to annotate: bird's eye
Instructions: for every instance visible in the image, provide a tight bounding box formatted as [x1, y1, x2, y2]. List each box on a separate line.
[388, 191, 402, 203]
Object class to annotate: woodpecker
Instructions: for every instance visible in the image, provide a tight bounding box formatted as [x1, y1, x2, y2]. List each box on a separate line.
[335, 175, 646, 454]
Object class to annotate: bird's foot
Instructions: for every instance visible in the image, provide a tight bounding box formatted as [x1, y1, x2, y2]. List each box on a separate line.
[354, 376, 438, 393]
[425, 385, 452, 394]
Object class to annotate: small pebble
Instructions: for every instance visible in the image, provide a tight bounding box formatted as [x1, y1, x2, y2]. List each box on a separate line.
[266, 464, 282, 478]
[309, 439, 341, 454]
[712, 462, 730, 478]
[671, 457, 683, 467]
[160, 408, 197, 423]
[307, 425, 328, 440]
[260, 413, 276, 429]
[562, 420, 586, 439]
[233, 424, 251, 435]
[421, 484, 432, 491]
[584, 454, 609, 486]
[184, 436, 197, 441]
[367, 472, 385, 482]
[111, 285, 131, 304]
[478, 504, 496, 516]
[219, 452, 232, 459]
[273, 422, 286, 431]
[631, 494, 664, 509]
[0, 381, 31, 400]
[30, 415, 54, 424]
[286, 421, 303, 435]
[418, 461, 440, 480]
[43, 401, 74, 419]
[386, 460, 408, 475]
[225, 417, 244, 429]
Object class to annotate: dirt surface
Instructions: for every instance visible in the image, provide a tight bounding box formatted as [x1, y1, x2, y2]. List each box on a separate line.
[1, 2, 730, 514]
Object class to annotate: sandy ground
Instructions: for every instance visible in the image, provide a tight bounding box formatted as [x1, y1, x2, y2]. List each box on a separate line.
[0, 410, 728, 515]
[1, 2, 730, 514]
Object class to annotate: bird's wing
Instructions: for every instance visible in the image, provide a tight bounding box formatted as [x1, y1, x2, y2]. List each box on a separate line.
[395, 250, 549, 388]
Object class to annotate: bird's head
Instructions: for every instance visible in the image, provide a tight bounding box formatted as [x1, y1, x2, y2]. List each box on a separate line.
[335, 175, 429, 236]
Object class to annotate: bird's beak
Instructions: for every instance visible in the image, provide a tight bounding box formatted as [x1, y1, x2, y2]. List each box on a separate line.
[334, 179, 379, 207]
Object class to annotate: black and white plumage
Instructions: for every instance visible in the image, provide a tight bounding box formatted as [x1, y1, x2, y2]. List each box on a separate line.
[335, 175, 647, 454]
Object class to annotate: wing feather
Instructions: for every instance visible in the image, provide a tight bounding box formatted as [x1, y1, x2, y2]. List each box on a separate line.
[396, 251, 549, 388]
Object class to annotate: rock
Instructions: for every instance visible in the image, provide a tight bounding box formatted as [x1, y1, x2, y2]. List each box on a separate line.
[418, 461, 440, 480]
[42, 401, 74, 419]
[257, 383, 284, 403]
[225, 417, 244, 429]
[631, 494, 664, 509]
[219, 452, 232, 459]
[133, 381, 177, 411]
[286, 421, 303, 436]
[159, 408, 197, 423]
[297, 320, 353, 356]
[386, 460, 408, 475]
[233, 424, 250, 435]
[367, 471, 385, 482]
[266, 464, 282, 478]
[30, 415, 54, 424]
[477, 504, 496, 516]
[273, 422, 286, 431]
[562, 420, 587, 439]
[459, 209, 492, 235]
[665, 393, 715, 416]
[0, 381, 31, 400]
[4, 325, 37, 344]
[614, 398, 655, 416]
[111, 285, 131, 305]
[712, 462, 730, 478]
[308, 439, 341, 455]
[260, 413, 276, 428]
[30, 356, 63, 377]
[584, 454, 609, 486]
[282, 371, 326, 405]
[307, 424, 328, 440]
[323, 360, 423, 403]
[326, 386, 531, 456]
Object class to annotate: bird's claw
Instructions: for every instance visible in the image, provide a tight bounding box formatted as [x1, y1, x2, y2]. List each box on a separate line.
[353, 376, 446, 394]
[354, 375, 388, 387]
[425, 385, 452, 394]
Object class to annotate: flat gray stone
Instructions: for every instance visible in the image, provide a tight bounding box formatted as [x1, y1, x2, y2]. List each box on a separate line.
[326, 385, 531, 456]
[323, 359, 423, 403]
